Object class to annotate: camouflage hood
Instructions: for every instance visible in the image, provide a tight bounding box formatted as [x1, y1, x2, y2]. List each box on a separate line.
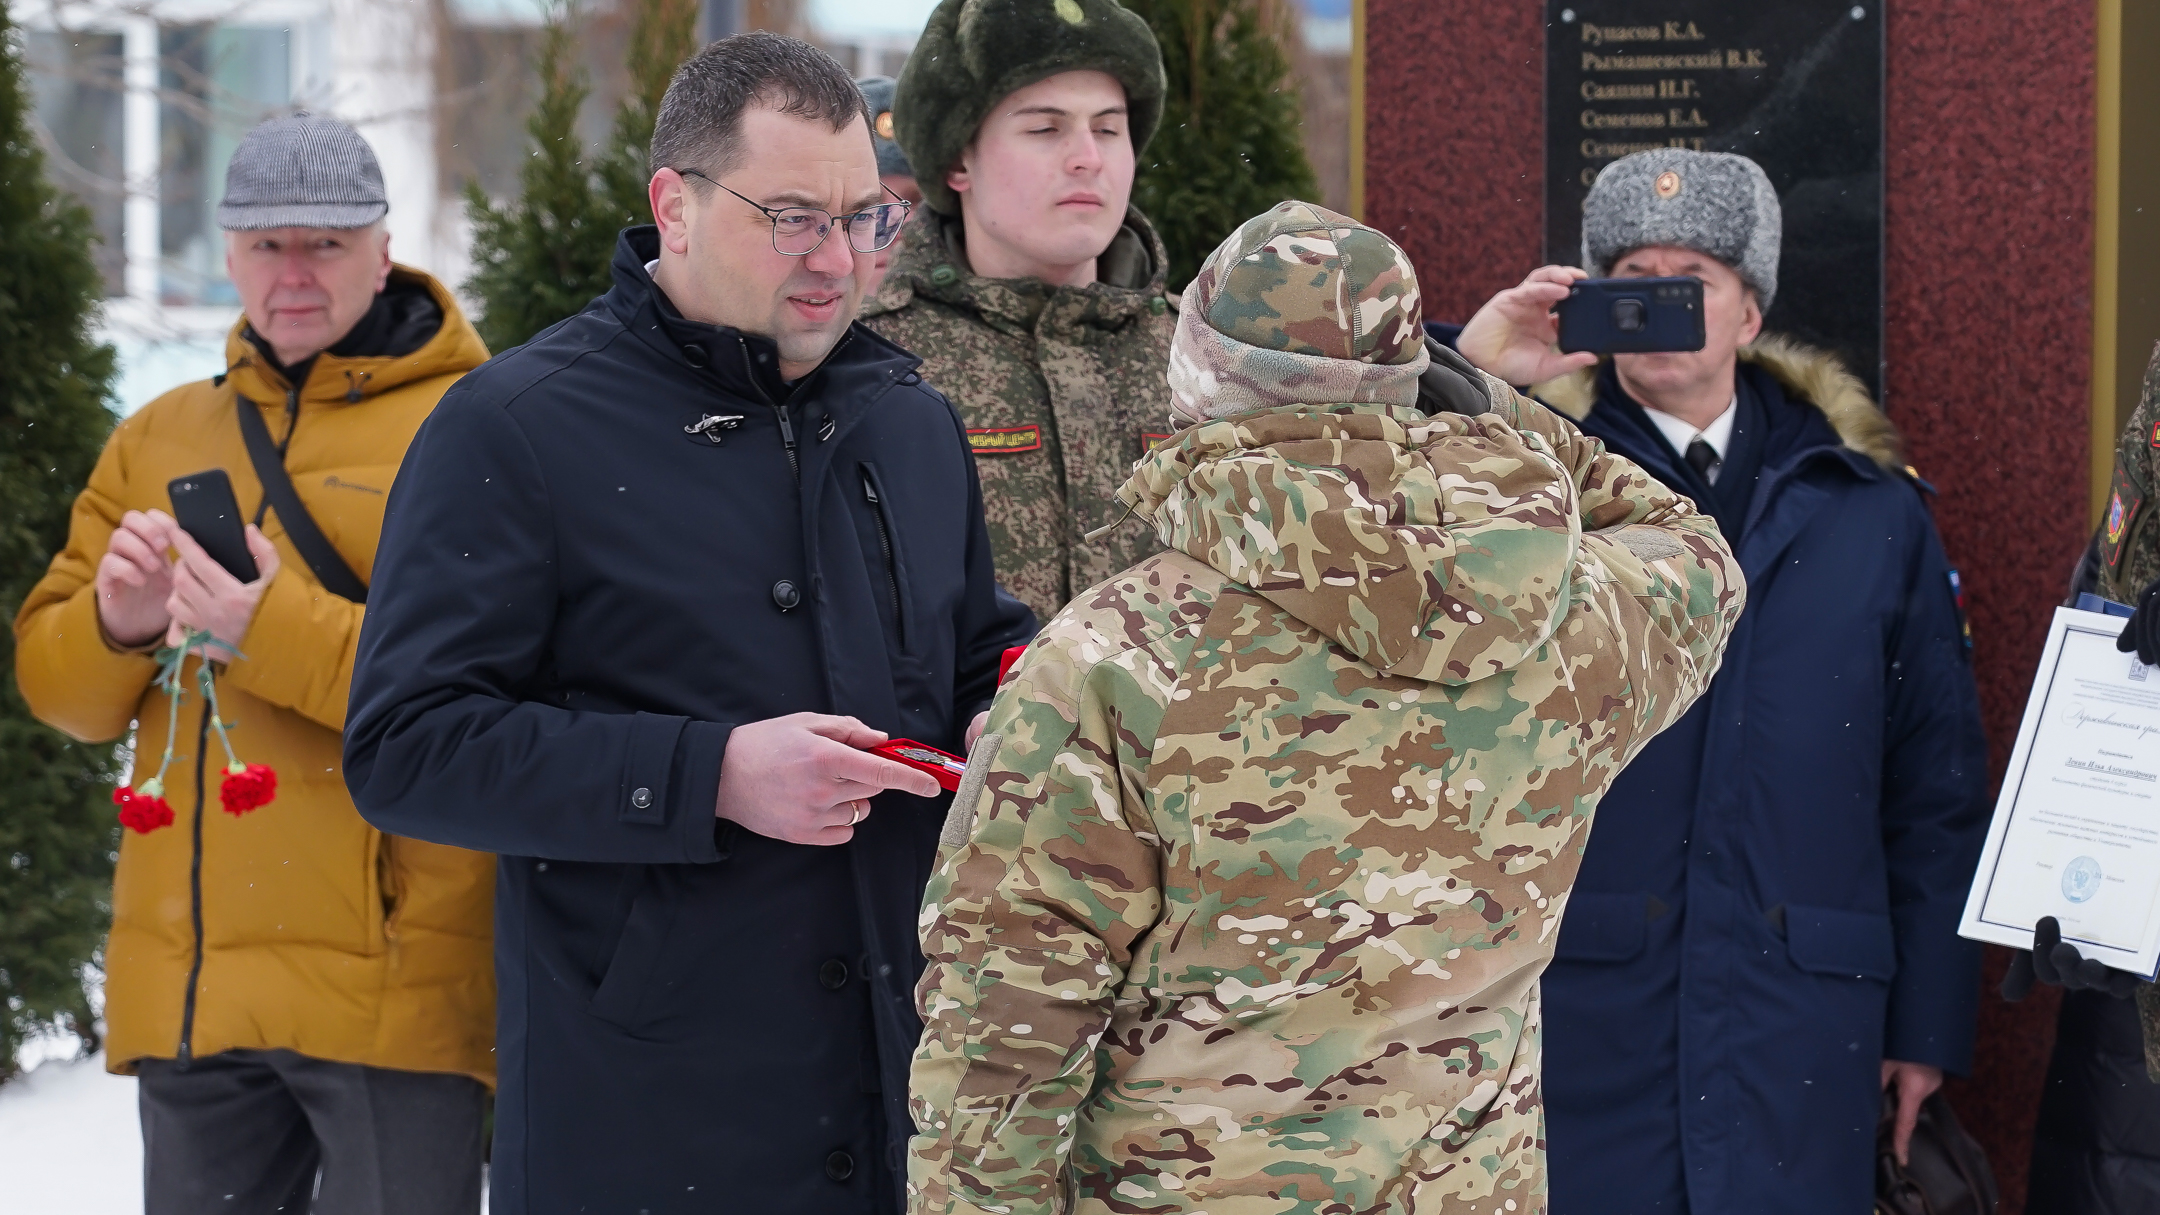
[1114, 401, 1582, 684]
[1166, 200, 1429, 425]
[1133, 203, 1571, 683]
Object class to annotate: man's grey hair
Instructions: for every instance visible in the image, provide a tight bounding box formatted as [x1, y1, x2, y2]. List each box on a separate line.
[650, 32, 868, 188]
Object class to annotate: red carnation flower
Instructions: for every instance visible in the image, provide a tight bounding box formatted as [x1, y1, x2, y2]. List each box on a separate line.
[113, 785, 174, 834]
[218, 763, 277, 815]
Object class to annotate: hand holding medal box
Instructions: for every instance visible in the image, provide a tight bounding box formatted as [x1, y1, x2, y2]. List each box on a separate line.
[866, 739, 969, 792]
[860, 647, 1029, 793]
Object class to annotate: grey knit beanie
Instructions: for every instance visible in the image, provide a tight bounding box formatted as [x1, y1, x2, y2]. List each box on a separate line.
[1581, 148, 1781, 311]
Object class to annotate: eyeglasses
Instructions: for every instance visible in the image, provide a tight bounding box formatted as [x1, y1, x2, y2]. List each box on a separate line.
[679, 170, 912, 255]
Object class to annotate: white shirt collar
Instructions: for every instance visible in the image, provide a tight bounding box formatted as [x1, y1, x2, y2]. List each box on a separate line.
[1646, 395, 1739, 479]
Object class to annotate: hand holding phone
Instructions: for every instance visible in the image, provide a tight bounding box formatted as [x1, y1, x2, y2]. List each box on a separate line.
[94, 510, 183, 648]
[1454, 265, 1602, 387]
[164, 470, 279, 654]
[1555, 277, 1706, 355]
[168, 470, 256, 581]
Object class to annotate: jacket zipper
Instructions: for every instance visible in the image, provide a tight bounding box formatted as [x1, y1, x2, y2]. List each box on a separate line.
[188, 381, 294, 1060]
[175, 707, 210, 1064]
[735, 337, 801, 482]
[861, 470, 905, 645]
[774, 403, 799, 480]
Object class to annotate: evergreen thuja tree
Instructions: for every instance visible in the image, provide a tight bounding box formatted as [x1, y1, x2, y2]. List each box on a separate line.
[0, 5, 123, 1079]
[465, 0, 698, 352]
[598, 0, 699, 223]
[1126, 0, 1319, 290]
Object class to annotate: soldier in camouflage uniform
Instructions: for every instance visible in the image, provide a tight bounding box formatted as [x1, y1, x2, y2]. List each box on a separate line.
[2080, 346, 2160, 606]
[2017, 342, 2160, 1212]
[863, 0, 1175, 622]
[906, 202, 1747, 1215]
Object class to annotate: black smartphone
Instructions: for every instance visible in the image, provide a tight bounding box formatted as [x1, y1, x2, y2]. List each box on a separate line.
[168, 470, 257, 581]
[1556, 277, 1706, 355]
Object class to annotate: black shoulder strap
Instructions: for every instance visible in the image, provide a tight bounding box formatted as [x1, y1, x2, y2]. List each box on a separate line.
[235, 396, 369, 604]
[1416, 335, 1494, 418]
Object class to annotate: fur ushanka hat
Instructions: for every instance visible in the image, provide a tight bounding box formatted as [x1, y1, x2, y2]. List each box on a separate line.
[893, 0, 1166, 216]
[1581, 148, 1783, 311]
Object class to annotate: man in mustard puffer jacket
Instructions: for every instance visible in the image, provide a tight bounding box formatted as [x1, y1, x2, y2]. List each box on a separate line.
[13, 115, 494, 1213]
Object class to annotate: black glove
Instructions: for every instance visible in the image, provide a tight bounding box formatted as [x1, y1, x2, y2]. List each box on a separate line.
[2114, 577, 2160, 664]
[2001, 915, 2140, 1001]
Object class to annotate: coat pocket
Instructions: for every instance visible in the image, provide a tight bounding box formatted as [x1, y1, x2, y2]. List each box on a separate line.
[1783, 904, 1897, 982]
[1551, 891, 1653, 963]
[859, 463, 916, 655]
[590, 867, 684, 1030]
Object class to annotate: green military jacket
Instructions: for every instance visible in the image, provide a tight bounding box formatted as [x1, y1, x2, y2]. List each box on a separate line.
[2089, 343, 2160, 1075]
[2096, 345, 2160, 603]
[861, 208, 1177, 623]
[907, 389, 1747, 1214]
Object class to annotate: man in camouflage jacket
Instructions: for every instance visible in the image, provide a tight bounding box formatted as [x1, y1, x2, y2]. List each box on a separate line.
[2020, 342, 2160, 1211]
[907, 203, 1747, 1215]
[863, 0, 1175, 622]
[2085, 346, 2160, 604]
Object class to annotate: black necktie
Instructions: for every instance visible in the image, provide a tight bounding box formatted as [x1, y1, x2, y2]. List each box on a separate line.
[1685, 437, 1720, 482]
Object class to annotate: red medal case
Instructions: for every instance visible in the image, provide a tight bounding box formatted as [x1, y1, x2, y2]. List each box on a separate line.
[868, 739, 968, 792]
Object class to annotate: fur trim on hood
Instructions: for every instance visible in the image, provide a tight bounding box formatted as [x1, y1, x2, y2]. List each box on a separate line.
[1533, 334, 1902, 472]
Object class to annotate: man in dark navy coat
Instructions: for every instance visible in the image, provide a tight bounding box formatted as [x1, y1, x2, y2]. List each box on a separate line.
[1457, 148, 1989, 1214]
[344, 34, 1035, 1214]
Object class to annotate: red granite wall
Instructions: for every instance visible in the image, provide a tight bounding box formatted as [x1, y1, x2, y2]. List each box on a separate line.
[1885, 10, 2093, 1208]
[1363, 3, 2098, 1208]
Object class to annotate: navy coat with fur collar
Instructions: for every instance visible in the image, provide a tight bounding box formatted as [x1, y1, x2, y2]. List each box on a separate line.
[1532, 337, 1989, 1215]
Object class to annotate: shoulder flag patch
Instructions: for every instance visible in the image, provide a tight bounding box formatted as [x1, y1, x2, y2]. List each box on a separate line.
[2149, 417, 2160, 450]
[967, 425, 1041, 455]
[2104, 459, 2145, 572]
[1947, 568, 1974, 656]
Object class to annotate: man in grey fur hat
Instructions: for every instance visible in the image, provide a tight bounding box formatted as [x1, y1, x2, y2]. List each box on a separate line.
[1457, 147, 1990, 1215]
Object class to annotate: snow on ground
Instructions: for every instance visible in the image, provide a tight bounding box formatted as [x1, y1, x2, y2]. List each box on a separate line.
[0, 1050, 142, 1214]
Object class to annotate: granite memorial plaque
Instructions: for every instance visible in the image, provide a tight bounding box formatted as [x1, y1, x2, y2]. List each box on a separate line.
[1545, 2, 1884, 396]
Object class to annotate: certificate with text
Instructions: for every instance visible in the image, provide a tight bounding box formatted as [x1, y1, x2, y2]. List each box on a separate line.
[1961, 607, 2160, 978]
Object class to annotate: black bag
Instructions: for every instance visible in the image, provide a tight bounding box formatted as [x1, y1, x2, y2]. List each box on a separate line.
[235, 397, 368, 603]
[1875, 1090, 1998, 1215]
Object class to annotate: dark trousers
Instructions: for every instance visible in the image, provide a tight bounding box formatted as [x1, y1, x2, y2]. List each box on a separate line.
[2029, 990, 2160, 1215]
[138, 1048, 486, 1215]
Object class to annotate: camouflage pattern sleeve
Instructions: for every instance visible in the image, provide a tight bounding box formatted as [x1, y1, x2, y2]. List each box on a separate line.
[908, 589, 1205, 1215]
[2099, 342, 2160, 603]
[2101, 345, 2160, 1076]
[1450, 375, 1745, 744]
